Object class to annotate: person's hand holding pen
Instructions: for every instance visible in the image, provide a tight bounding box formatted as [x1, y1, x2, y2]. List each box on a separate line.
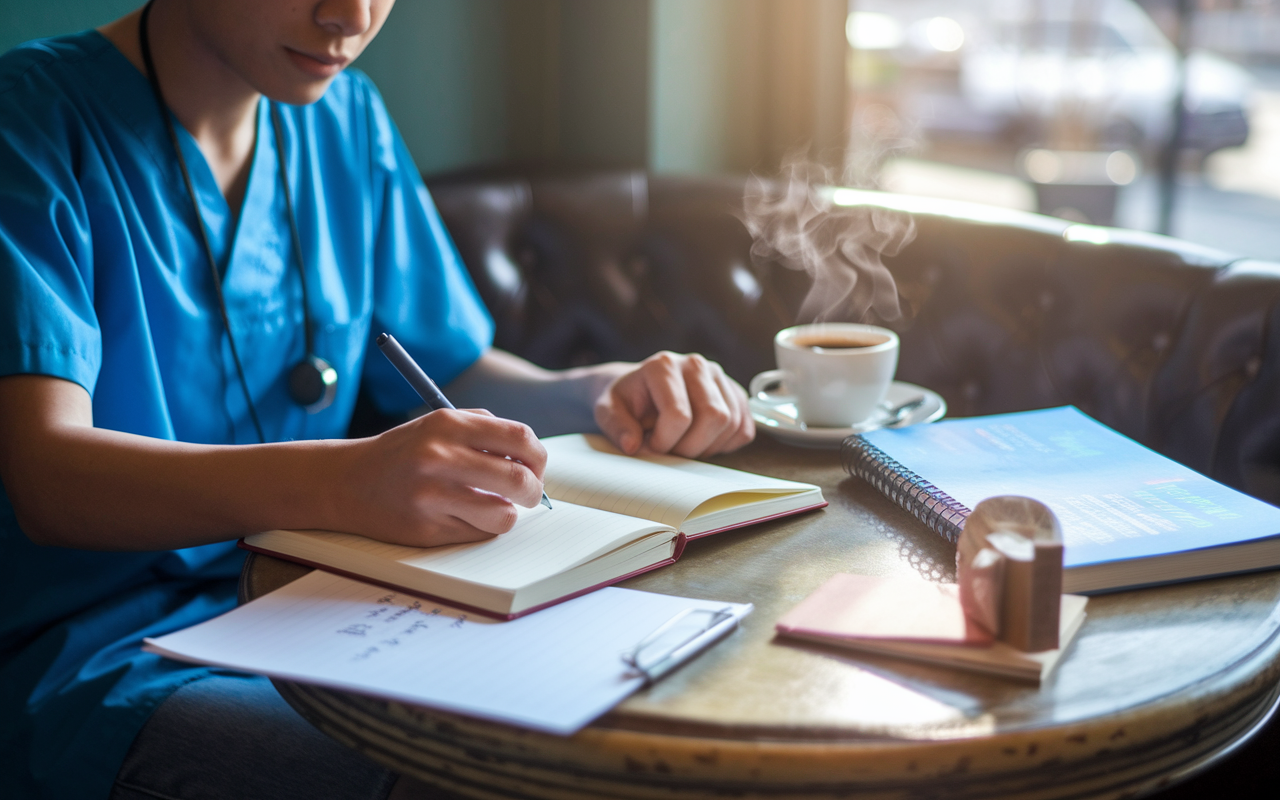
[377, 334, 552, 511]
[338, 403, 548, 548]
[347, 336, 753, 549]
[332, 334, 551, 549]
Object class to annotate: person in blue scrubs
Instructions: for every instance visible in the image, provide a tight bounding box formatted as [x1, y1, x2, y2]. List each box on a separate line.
[0, 2, 756, 798]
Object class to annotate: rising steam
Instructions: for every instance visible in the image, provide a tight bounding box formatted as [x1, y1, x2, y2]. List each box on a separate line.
[740, 152, 917, 324]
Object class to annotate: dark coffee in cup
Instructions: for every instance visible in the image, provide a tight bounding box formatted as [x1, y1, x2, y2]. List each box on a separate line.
[792, 333, 891, 350]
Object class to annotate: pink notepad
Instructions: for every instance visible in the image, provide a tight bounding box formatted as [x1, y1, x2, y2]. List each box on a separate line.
[776, 573, 994, 645]
[775, 573, 1088, 683]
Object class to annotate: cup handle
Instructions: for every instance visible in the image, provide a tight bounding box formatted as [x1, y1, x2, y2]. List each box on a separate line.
[749, 370, 794, 406]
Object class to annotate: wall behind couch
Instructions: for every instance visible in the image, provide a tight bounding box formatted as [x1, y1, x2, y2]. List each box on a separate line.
[356, 0, 652, 174]
[0, 0, 137, 53]
[650, 0, 847, 175]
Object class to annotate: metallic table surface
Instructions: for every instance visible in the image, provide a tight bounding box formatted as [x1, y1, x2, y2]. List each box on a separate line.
[241, 436, 1280, 799]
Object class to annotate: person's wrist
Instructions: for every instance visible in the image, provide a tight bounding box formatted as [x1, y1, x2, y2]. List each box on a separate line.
[576, 362, 628, 408]
[305, 438, 360, 534]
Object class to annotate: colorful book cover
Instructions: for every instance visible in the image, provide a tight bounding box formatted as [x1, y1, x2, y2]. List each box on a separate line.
[858, 407, 1280, 571]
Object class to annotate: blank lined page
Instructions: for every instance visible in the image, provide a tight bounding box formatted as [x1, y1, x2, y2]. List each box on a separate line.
[543, 434, 816, 528]
[144, 571, 752, 734]
[259, 502, 674, 591]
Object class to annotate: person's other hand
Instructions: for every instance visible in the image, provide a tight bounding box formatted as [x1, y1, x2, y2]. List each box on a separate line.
[593, 352, 755, 458]
[339, 409, 546, 548]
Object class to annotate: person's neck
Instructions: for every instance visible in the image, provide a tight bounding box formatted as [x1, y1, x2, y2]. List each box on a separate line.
[100, 3, 259, 216]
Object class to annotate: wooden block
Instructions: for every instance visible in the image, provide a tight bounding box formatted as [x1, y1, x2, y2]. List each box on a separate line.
[958, 496, 1064, 652]
[956, 537, 1005, 637]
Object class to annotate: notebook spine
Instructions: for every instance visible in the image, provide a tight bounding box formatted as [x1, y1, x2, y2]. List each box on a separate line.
[840, 435, 970, 544]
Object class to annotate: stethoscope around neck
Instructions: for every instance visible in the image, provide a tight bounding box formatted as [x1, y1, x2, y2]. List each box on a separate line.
[138, 1, 337, 444]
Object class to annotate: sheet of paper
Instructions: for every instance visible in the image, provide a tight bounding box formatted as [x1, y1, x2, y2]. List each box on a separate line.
[144, 571, 752, 734]
[543, 434, 815, 528]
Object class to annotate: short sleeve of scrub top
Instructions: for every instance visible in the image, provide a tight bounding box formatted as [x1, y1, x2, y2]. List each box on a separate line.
[0, 32, 493, 800]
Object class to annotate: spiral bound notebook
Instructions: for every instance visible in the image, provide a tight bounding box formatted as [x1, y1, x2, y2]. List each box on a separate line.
[843, 407, 1280, 593]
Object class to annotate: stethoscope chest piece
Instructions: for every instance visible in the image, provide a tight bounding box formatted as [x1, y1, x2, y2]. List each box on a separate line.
[289, 354, 338, 413]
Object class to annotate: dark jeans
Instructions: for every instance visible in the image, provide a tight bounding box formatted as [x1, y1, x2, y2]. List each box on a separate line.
[109, 675, 397, 800]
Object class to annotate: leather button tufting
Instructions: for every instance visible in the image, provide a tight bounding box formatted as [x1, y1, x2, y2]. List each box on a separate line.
[731, 264, 762, 305]
[1245, 356, 1262, 380]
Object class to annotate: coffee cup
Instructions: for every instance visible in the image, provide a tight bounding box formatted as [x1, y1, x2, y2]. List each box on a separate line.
[749, 323, 899, 428]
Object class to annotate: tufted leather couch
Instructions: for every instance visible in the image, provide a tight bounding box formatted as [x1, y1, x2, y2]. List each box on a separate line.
[424, 171, 1280, 508]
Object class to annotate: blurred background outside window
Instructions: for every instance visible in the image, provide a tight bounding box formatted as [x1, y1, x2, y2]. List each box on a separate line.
[846, 0, 1280, 258]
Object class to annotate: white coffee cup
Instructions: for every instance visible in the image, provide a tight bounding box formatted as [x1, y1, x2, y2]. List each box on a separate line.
[749, 323, 899, 428]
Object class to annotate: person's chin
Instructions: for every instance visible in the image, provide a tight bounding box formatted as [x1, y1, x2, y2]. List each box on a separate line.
[281, 80, 336, 105]
[264, 69, 339, 105]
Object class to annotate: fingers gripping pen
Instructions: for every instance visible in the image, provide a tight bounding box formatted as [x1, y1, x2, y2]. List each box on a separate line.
[376, 333, 553, 510]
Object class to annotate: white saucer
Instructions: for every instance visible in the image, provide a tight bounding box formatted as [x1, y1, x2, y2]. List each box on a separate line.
[749, 380, 946, 449]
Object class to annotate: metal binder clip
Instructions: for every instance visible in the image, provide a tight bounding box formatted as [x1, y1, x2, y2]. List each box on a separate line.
[621, 606, 739, 685]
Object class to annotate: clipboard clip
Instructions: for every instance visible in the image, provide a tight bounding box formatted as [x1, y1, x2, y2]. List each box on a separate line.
[621, 606, 740, 685]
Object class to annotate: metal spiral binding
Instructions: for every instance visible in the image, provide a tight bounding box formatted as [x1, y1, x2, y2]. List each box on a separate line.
[841, 435, 970, 543]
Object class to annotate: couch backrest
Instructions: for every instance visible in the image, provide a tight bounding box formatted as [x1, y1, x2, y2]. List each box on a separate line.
[427, 171, 1280, 504]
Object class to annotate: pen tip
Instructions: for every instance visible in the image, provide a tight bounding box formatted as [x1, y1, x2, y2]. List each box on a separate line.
[541, 494, 553, 510]
[375, 333, 389, 346]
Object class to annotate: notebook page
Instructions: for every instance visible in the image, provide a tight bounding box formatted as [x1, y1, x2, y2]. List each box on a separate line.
[542, 434, 815, 528]
[262, 502, 674, 591]
[144, 570, 752, 734]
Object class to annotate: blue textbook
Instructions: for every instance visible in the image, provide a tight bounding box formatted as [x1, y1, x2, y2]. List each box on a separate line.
[843, 406, 1280, 593]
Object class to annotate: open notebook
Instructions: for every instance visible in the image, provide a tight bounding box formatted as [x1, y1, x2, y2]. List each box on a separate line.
[242, 434, 825, 618]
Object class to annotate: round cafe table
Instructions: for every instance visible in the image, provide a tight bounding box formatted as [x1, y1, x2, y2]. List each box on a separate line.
[240, 436, 1280, 799]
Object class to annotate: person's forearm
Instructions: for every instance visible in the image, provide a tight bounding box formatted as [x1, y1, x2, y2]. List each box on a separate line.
[1, 374, 551, 552]
[443, 349, 627, 436]
[444, 348, 756, 457]
[7, 426, 349, 551]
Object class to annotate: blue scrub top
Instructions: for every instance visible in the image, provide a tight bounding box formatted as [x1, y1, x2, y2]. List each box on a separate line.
[0, 32, 493, 799]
